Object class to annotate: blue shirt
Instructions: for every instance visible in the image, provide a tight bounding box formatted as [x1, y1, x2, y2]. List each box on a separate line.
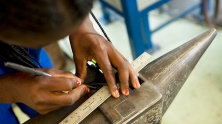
[0, 48, 53, 124]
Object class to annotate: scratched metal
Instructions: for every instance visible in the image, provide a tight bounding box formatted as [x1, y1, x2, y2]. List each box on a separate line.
[24, 28, 216, 124]
[131, 101, 162, 124]
[139, 28, 216, 114]
[98, 79, 162, 124]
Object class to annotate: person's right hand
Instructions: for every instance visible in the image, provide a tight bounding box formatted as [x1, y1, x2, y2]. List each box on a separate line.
[0, 68, 89, 114]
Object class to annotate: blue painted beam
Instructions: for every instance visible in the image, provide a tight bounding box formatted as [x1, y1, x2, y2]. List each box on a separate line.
[140, 0, 170, 14]
[120, 0, 146, 58]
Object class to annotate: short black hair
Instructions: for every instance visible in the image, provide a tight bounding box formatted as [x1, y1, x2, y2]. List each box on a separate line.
[0, 0, 93, 33]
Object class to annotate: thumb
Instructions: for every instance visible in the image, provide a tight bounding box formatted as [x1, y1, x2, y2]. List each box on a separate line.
[74, 56, 87, 82]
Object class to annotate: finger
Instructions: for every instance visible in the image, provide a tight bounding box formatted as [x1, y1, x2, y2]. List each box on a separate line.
[117, 65, 129, 95]
[42, 77, 81, 91]
[47, 85, 89, 106]
[38, 106, 61, 115]
[73, 55, 88, 82]
[128, 66, 140, 89]
[114, 50, 140, 89]
[94, 50, 120, 98]
[37, 68, 78, 79]
[105, 46, 130, 95]
[51, 71, 76, 79]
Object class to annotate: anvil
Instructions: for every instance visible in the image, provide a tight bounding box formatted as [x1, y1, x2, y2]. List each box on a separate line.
[25, 28, 216, 124]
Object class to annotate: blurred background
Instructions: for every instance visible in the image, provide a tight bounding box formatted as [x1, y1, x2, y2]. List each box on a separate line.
[16, 0, 222, 123]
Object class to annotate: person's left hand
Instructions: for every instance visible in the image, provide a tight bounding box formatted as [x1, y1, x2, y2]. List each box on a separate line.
[69, 17, 140, 98]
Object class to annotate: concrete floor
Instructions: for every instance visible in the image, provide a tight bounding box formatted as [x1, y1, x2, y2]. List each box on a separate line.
[16, 1, 222, 124]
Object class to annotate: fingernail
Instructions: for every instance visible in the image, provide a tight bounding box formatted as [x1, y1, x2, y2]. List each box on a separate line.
[115, 90, 119, 97]
[125, 89, 129, 95]
[136, 79, 140, 88]
[76, 81, 81, 86]
[84, 87, 90, 94]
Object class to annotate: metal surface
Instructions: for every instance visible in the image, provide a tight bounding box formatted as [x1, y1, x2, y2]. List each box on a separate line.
[24, 28, 216, 124]
[139, 28, 216, 115]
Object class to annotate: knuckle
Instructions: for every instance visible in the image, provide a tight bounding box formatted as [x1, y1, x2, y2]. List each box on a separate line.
[123, 57, 129, 63]
[38, 108, 50, 115]
[39, 111, 48, 115]
[121, 80, 129, 86]
[105, 67, 113, 75]
[64, 79, 75, 89]
[69, 80, 75, 89]
[65, 97, 76, 106]
[36, 106, 45, 113]
[94, 43, 103, 51]
[91, 38, 110, 51]
[65, 71, 75, 77]
[120, 62, 129, 70]
[43, 68, 54, 74]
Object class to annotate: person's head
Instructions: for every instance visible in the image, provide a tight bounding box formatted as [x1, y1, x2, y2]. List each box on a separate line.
[0, 0, 93, 47]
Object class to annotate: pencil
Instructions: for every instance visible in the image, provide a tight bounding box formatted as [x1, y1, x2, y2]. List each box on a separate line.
[4, 62, 96, 91]
[4, 62, 52, 77]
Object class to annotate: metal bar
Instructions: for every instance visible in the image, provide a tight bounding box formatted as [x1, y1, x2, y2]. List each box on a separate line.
[140, 0, 170, 14]
[152, 3, 202, 33]
[120, 0, 146, 58]
[141, 13, 153, 49]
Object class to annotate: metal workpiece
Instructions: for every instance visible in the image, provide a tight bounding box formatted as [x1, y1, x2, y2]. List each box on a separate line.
[139, 28, 217, 115]
[98, 80, 162, 124]
[24, 28, 216, 124]
[98, 28, 216, 124]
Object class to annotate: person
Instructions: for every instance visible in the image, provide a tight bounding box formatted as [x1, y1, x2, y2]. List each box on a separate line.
[0, 0, 140, 123]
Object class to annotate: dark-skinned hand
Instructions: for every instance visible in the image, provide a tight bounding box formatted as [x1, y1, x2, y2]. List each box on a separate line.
[0, 68, 89, 115]
[69, 17, 140, 98]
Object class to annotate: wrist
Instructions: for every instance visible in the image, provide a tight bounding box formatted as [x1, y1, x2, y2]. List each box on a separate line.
[70, 15, 98, 39]
[0, 74, 18, 103]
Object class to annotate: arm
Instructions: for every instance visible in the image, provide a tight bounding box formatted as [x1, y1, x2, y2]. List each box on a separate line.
[69, 16, 140, 98]
[0, 68, 89, 114]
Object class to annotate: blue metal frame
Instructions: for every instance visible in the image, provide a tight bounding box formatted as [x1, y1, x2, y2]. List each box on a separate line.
[140, 0, 170, 14]
[139, 0, 170, 50]
[99, 0, 203, 58]
[152, 2, 202, 33]
[119, 0, 145, 58]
